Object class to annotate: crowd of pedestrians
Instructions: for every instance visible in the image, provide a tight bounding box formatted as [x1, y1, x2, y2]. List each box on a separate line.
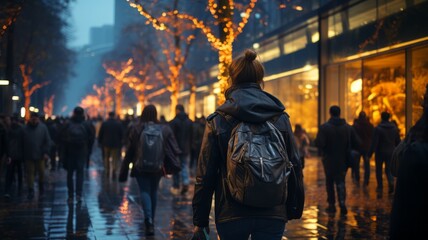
[0, 53, 426, 239]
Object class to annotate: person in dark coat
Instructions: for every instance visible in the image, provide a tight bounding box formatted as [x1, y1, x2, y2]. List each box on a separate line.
[98, 111, 124, 179]
[122, 105, 181, 236]
[23, 112, 52, 200]
[4, 114, 24, 198]
[315, 106, 360, 215]
[190, 116, 205, 177]
[59, 107, 93, 203]
[191, 50, 303, 240]
[169, 104, 193, 195]
[368, 111, 400, 194]
[389, 106, 428, 239]
[352, 111, 374, 186]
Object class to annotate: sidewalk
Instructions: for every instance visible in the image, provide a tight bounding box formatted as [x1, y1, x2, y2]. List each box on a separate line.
[0, 148, 393, 239]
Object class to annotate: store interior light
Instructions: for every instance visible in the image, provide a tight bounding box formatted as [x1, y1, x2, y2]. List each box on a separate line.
[0, 80, 10, 85]
[20, 107, 26, 118]
[29, 106, 35, 111]
[12, 96, 19, 101]
[253, 43, 260, 49]
[351, 79, 362, 93]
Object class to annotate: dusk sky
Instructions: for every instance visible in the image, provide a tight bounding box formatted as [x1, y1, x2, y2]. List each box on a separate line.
[68, 0, 115, 47]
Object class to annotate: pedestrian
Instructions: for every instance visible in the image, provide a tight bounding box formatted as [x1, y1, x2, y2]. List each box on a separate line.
[389, 105, 428, 239]
[352, 111, 374, 186]
[169, 104, 193, 195]
[98, 111, 123, 179]
[191, 49, 303, 240]
[59, 107, 94, 203]
[46, 117, 59, 171]
[315, 105, 360, 215]
[368, 111, 400, 194]
[122, 105, 181, 236]
[84, 115, 96, 169]
[294, 124, 310, 169]
[4, 114, 25, 198]
[23, 112, 52, 200]
[190, 116, 205, 177]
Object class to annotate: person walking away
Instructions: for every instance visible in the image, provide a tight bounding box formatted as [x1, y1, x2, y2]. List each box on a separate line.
[389, 87, 428, 239]
[46, 117, 59, 171]
[98, 112, 123, 179]
[84, 115, 95, 169]
[191, 49, 304, 240]
[315, 105, 360, 215]
[368, 111, 400, 194]
[169, 104, 193, 195]
[294, 124, 310, 169]
[352, 111, 374, 186]
[4, 114, 25, 198]
[190, 116, 206, 177]
[122, 105, 181, 236]
[23, 112, 52, 200]
[59, 107, 93, 203]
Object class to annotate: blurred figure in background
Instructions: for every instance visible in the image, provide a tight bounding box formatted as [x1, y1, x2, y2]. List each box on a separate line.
[4, 114, 24, 199]
[352, 111, 374, 186]
[190, 116, 205, 177]
[23, 112, 52, 200]
[368, 111, 400, 194]
[98, 112, 123, 179]
[294, 124, 310, 169]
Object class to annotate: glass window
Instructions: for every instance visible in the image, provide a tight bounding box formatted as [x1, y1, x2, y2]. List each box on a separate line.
[283, 28, 308, 54]
[378, 0, 406, 19]
[265, 68, 319, 138]
[328, 12, 343, 38]
[343, 61, 362, 123]
[363, 52, 406, 136]
[258, 39, 281, 62]
[348, 0, 377, 30]
[325, 65, 340, 109]
[411, 45, 428, 126]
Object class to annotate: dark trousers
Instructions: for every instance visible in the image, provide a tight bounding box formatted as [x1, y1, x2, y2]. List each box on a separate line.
[216, 218, 286, 240]
[5, 158, 23, 193]
[67, 166, 84, 197]
[325, 171, 346, 207]
[50, 145, 57, 170]
[375, 152, 394, 189]
[352, 151, 370, 184]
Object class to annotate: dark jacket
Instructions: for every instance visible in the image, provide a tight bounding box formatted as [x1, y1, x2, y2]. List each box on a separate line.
[368, 120, 400, 158]
[315, 117, 360, 176]
[123, 122, 181, 176]
[170, 112, 193, 155]
[389, 141, 428, 239]
[0, 121, 8, 159]
[59, 117, 94, 170]
[352, 116, 374, 153]
[23, 122, 52, 161]
[8, 122, 25, 160]
[192, 83, 302, 227]
[98, 117, 124, 148]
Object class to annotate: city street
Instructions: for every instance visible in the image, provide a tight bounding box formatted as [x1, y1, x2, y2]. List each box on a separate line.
[0, 146, 393, 239]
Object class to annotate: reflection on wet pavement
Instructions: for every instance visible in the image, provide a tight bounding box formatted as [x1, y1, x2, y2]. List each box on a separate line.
[0, 147, 392, 239]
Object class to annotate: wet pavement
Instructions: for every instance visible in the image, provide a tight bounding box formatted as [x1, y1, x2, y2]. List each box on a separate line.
[0, 146, 393, 239]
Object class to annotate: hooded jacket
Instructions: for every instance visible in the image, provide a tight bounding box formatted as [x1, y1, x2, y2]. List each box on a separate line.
[192, 83, 302, 227]
[369, 120, 400, 157]
[315, 117, 360, 176]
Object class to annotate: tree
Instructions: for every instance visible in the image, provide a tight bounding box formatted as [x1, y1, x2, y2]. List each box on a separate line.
[128, 0, 258, 103]
[3, 0, 74, 118]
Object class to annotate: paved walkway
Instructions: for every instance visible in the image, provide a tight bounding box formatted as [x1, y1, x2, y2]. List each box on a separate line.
[0, 146, 393, 239]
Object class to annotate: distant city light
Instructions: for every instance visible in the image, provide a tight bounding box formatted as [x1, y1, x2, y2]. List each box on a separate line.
[0, 80, 9, 85]
[279, 4, 286, 9]
[253, 43, 260, 49]
[29, 106, 35, 111]
[294, 5, 303, 11]
[12, 96, 19, 101]
[20, 107, 26, 118]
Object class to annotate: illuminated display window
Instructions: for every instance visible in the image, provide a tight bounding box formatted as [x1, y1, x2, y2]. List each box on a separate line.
[411, 45, 428, 125]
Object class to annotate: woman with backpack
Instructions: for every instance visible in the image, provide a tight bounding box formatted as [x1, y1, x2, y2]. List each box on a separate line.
[191, 49, 304, 240]
[121, 105, 180, 236]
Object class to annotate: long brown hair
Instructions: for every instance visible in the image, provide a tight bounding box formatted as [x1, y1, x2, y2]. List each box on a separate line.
[140, 105, 158, 123]
[228, 49, 265, 87]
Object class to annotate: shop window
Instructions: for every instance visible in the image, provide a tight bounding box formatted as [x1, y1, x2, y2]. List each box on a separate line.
[343, 60, 362, 123]
[265, 69, 319, 138]
[363, 52, 406, 135]
[328, 12, 343, 38]
[378, 0, 406, 19]
[411, 45, 428, 126]
[348, 0, 376, 30]
[283, 28, 308, 54]
[258, 39, 280, 62]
